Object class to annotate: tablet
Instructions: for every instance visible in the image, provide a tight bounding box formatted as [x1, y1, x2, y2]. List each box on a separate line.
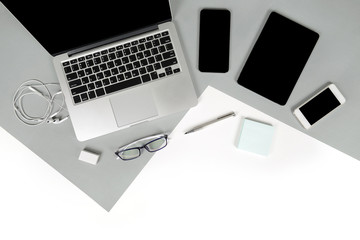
[237, 12, 319, 105]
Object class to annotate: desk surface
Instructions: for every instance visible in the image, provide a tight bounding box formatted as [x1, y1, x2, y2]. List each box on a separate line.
[1, 0, 360, 212]
[2, 86, 360, 240]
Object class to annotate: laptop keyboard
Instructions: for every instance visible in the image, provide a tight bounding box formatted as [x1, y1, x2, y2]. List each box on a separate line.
[62, 30, 181, 105]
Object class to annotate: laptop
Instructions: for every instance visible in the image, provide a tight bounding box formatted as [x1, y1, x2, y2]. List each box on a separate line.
[2, 0, 198, 141]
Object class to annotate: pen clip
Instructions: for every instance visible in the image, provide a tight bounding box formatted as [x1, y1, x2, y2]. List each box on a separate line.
[217, 112, 236, 120]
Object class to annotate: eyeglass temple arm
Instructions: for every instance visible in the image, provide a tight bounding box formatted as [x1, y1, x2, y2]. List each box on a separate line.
[117, 134, 168, 152]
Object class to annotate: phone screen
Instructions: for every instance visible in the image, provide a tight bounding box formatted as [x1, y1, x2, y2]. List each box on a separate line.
[299, 88, 341, 125]
[199, 9, 231, 73]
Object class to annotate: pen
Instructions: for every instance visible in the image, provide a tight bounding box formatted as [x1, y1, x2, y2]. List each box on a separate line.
[185, 111, 236, 135]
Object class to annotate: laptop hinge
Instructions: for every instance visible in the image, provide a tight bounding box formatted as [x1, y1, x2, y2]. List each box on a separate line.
[68, 25, 159, 57]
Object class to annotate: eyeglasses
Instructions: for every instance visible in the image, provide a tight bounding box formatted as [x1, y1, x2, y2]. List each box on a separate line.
[115, 134, 168, 161]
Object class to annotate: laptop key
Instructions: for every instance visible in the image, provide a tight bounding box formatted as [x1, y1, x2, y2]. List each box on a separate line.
[105, 77, 142, 94]
[160, 36, 171, 44]
[165, 43, 173, 50]
[125, 72, 132, 79]
[129, 55, 137, 62]
[166, 68, 173, 75]
[102, 78, 110, 86]
[138, 44, 145, 51]
[93, 57, 101, 65]
[64, 66, 72, 74]
[89, 75, 97, 82]
[109, 76, 117, 84]
[139, 67, 147, 75]
[81, 93, 89, 101]
[88, 83, 95, 90]
[133, 61, 141, 68]
[130, 46, 138, 54]
[148, 56, 155, 64]
[158, 46, 166, 53]
[71, 64, 79, 71]
[79, 62, 87, 69]
[82, 77, 89, 84]
[116, 51, 123, 58]
[77, 70, 85, 77]
[63, 61, 70, 67]
[107, 61, 115, 68]
[118, 66, 126, 73]
[150, 72, 158, 80]
[132, 69, 139, 77]
[96, 88, 105, 97]
[69, 79, 82, 88]
[162, 50, 175, 60]
[88, 91, 96, 99]
[73, 95, 81, 104]
[71, 85, 87, 95]
[123, 48, 131, 56]
[154, 63, 161, 70]
[153, 39, 160, 47]
[161, 58, 178, 68]
[66, 72, 78, 81]
[142, 74, 151, 83]
[95, 81, 103, 88]
[108, 53, 116, 60]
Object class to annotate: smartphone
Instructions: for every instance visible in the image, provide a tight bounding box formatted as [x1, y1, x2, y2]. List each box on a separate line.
[293, 84, 345, 129]
[199, 9, 231, 73]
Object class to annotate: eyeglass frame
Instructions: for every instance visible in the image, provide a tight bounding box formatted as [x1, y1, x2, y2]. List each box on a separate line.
[115, 134, 168, 161]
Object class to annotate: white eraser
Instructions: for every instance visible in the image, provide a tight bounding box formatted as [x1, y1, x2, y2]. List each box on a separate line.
[78, 149, 100, 165]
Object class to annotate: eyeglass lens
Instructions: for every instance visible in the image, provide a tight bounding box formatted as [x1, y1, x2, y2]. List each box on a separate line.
[144, 137, 167, 152]
[118, 136, 167, 160]
[118, 148, 141, 160]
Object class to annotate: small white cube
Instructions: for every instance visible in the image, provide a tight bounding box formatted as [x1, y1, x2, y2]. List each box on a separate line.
[78, 149, 100, 165]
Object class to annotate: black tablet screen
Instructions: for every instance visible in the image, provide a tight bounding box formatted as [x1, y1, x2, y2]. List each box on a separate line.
[237, 12, 319, 105]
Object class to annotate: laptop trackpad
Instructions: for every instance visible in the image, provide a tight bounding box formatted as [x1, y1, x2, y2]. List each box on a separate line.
[109, 88, 158, 128]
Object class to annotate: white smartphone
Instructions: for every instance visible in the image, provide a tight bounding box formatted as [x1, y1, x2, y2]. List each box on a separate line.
[293, 83, 345, 129]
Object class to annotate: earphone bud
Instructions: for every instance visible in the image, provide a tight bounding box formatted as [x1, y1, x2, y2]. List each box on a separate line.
[46, 113, 69, 124]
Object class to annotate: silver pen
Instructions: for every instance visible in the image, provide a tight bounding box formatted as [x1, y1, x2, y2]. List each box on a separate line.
[185, 112, 236, 135]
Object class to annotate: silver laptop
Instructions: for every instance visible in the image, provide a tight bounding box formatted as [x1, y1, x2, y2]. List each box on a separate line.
[2, 0, 198, 141]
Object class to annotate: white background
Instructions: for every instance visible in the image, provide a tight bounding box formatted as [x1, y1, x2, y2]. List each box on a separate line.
[1, 86, 360, 240]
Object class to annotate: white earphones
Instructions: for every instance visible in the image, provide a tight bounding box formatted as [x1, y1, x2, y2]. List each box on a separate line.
[46, 113, 69, 124]
[13, 79, 69, 126]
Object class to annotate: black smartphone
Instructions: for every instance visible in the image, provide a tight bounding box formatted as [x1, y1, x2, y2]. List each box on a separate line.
[199, 9, 231, 73]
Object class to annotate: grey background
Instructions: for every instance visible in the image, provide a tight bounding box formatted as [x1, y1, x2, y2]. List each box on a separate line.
[1, 0, 359, 211]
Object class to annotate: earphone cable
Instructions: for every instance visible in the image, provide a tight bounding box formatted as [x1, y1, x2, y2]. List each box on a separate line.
[13, 79, 69, 126]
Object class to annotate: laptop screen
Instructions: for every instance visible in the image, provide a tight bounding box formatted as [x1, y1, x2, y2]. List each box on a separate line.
[1, 1, 172, 56]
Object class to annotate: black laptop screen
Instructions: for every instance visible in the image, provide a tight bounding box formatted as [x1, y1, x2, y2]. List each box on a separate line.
[1, 1, 172, 55]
